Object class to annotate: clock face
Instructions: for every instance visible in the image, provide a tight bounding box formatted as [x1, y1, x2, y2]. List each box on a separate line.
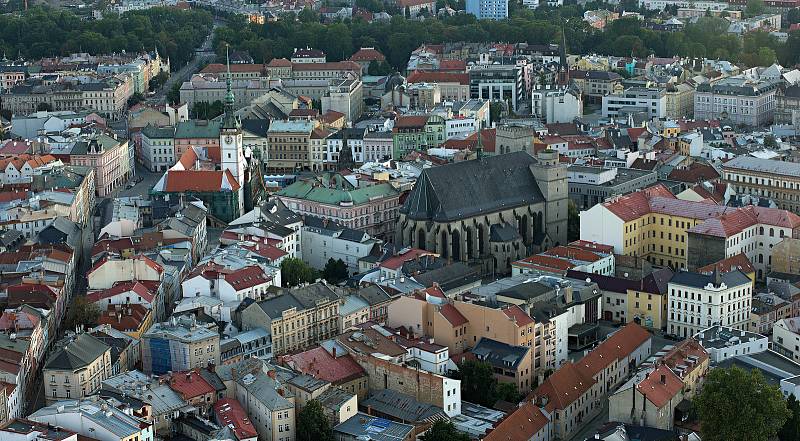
[225, 135, 233, 143]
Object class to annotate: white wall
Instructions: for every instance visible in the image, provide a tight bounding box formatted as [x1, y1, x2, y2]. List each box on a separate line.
[580, 205, 624, 253]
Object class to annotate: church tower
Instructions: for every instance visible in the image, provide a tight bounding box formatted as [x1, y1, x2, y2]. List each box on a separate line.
[220, 46, 247, 214]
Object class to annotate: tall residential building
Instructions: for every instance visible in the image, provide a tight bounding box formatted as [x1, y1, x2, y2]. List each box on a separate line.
[69, 133, 131, 197]
[276, 172, 400, 240]
[722, 156, 800, 213]
[469, 63, 524, 111]
[239, 282, 342, 355]
[43, 333, 112, 404]
[141, 315, 220, 375]
[266, 120, 315, 173]
[694, 76, 781, 126]
[667, 269, 752, 338]
[466, 0, 509, 19]
[531, 84, 583, 124]
[580, 183, 800, 277]
[601, 87, 667, 119]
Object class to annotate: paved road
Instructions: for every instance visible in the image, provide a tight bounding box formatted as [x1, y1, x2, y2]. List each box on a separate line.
[145, 21, 220, 106]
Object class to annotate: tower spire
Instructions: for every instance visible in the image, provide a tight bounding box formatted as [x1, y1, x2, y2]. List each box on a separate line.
[222, 45, 238, 129]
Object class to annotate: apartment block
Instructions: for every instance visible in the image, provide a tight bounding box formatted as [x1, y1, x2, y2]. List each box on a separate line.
[43, 333, 112, 404]
[141, 315, 220, 375]
[694, 76, 781, 127]
[667, 269, 752, 338]
[722, 156, 800, 214]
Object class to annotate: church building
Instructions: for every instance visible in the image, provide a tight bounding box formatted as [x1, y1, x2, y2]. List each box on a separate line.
[395, 150, 568, 274]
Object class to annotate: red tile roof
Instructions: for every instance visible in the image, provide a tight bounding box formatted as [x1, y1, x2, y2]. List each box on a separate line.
[697, 253, 755, 275]
[214, 398, 258, 440]
[637, 365, 683, 407]
[319, 110, 345, 125]
[483, 402, 550, 441]
[531, 361, 596, 411]
[545, 245, 604, 263]
[406, 71, 469, 85]
[502, 305, 534, 327]
[267, 58, 292, 67]
[576, 322, 651, 379]
[568, 240, 614, 254]
[668, 163, 720, 183]
[513, 254, 576, 273]
[393, 115, 429, 129]
[225, 265, 274, 290]
[659, 338, 708, 381]
[163, 170, 241, 193]
[349, 47, 385, 62]
[438, 60, 467, 72]
[86, 281, 156, 304]
[0, 189, 30, 203]
[201, 63, 264, 73]
[284, 346, 367, 385]
[292, 61, 361, 72]
[380, 248, 433, 270]
[97, 304, 151, 332]
[440, 303, 468, 327]
[164, 369, 216, 400]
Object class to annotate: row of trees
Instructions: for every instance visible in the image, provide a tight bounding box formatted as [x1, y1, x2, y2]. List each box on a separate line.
[0, 6, 213, 69]
[214, 4, 799, 72]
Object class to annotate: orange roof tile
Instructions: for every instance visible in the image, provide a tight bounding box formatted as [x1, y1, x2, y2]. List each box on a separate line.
[483, 402, 550, 441]
[440, 303, 468, 327]
[698, 253, 755, 275]
[577, 322, 651, 379]
[163, 170, 240, 192]
[349, 47, 385, 62]
[637, 365, 683, 407]
[532, 361, 596, 410]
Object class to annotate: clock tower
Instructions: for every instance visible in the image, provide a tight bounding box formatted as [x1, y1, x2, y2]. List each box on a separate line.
[220, 46, 247, 215]
[220, 46, 246, 189]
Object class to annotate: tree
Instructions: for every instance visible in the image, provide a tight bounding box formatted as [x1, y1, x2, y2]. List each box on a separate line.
[127, 92, 145, 107]
[489, 101, 504, 125]
[368, 60, 393, 76]
[36, 102, 53, 112]
[298, 7, 319, 23]
[780, 394, 800, 441]
[420, 421, 470, 441]
[149, 71, 169, 91]
[495, 382, 521, 403]
[167, 81, 182, 105]
[451, 360, 497, 407]
[322, 258, 348, 284]
[296, 400, 334, 441]
[744, 0, 766, 17]
[764, 134, 777, 148]
[280, 257, 319, 287]
[65, 296, 100, 331]
[191, 100, 225, 119]
[695, 366, 789, 441]
[567, 199, 579, 242]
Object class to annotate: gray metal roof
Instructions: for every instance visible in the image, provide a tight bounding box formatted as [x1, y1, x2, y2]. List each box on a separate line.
[723, 156, 800, 177]
[670, 269, 751, 290]
[29, 397, 147, 438]
[472, 337, 530, 370]
[361, 389, 447, 423]
[44, 334, 110, 372]
[334, 413, 414, 441]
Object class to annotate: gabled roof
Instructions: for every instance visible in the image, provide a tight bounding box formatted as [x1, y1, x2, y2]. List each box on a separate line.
[636, 365, 682, 407]
[44, 333, 109, 372]
[402, 152, 544, 222]
[349, 47, 386, 62]
[483, 402, 550, 441]
[440, 303, 468, 327]
[576, 322, 651, 379]
[532, 361, 596, 410]
[697, 253, 755, 275]
[284, 346, 366, 385]
[164, 369, 217, 399]
[162, 170, 241, 193]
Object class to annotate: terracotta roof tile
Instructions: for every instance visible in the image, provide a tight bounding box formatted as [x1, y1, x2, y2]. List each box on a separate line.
[531, 361, 596, 410]
[502, 305, 534, 326]
[349, 48, 386, 62]
[576, 322, 650, 379]
[214, 398, 258, 440]
[97, 304, 151, 332]
[163, 170, 241, 192]
[483, 402, 550, 441]
[440, 303, 468, 327]
[697, 253, 754, 275]
[637, 365, 682, 407]
[164, 369, 216, 399]
[284, 346, 367, 385]
[406, 71, 469, 85]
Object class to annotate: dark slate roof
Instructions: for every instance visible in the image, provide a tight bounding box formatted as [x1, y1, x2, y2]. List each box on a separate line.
[496, 282, 553, 301]
[257, 283, 340, 318]
[241, 119, 270, 137]
[401, 152, 545, 222]
[356, 285, 396, 306]
[361, 389, 447, 423]
[490, 223, 521, 242]
[670, 269, 750, 289]
[413, 262, 482, 292]
[472, 337, 530, 370]
[45, 334, 109, 371]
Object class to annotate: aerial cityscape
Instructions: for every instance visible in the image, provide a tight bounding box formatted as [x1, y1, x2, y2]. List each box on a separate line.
[0, 0, 799, 440]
